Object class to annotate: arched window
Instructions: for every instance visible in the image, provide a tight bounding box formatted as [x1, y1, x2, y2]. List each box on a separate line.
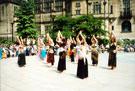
[122, 21, 131, 32]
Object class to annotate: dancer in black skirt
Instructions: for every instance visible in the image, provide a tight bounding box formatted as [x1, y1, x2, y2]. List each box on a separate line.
[91, 35, 99, 66]
[57, 31, 66, 72]
[18, 47, 26, 67]
[108, 31, 117, 70]
[76, 31, 88, 79]
[17, 36, 26, 67]
[70, 37, 76, 62]
[57, 43, 66, 72]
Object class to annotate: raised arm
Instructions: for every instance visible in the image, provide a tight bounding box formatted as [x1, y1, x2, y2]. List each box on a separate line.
[49, 38, 54, 46]
[47, 33, 54, 45]
[112, 31, 117, 43]
[20, 37, 25, 47]
[46, 33, 50, 41]
[17, 36, 22, 46]
[76, 31, 81, 41]
[94, 36, 98, 45]
[80, 32, 88, 45]
[38, 38, 40, 47]
[91, 35, 98, 45]
[70, 37, 73, 43]
[76, 31, 81, 45]
[110, 31, 117, 43]
[56, 31, 61, 43]
[59, 31, 63, 38]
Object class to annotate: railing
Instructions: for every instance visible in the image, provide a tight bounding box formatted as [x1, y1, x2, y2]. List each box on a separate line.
[120, 11, 132, 19]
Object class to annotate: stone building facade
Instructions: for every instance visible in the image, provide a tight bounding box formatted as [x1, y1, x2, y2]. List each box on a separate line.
[0, 0, 135, 41]
[0, 0, 20, 41]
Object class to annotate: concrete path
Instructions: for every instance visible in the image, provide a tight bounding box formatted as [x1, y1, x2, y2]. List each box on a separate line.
[0, 52, 135, 91]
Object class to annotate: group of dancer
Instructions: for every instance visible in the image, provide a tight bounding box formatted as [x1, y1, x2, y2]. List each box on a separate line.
[0, 30, 117, 79]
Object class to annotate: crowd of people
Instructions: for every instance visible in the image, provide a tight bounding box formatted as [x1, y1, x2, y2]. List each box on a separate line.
[123, 43, 135, 52]
[0, 31, 118, 79]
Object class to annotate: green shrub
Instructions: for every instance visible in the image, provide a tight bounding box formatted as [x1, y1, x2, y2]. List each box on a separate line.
[130, 40, 135, 44]
[118, 39, 135, 47]
[117, 39, 123, 45]
[0, 40, 14, 45]
[98, 38, 110, 47]
[123, 39, 130, 45]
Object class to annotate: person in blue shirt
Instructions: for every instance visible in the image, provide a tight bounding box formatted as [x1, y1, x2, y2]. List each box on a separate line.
[0, 45, 3, 59]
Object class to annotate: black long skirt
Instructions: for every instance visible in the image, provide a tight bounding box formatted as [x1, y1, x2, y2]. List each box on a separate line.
[108, 52, 116, 67]
[57, 52, 66, 72]
[77, 58, 88, 79]
[91, 49, 98, 65]
[70, 52, 74, 62]
[48, 53, 55, 65]
[18, 53, 26, 67]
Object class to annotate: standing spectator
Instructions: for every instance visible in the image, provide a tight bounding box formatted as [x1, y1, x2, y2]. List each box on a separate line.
[133, 43, 135, 52]
[101, 44, 105, 53]
[0, 45, 2, 59]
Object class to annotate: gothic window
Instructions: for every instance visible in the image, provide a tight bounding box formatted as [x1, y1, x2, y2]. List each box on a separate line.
[35, 1, 41, 14]
[93, 2, 101, 14]
[76, 10, 80, 15]
[14, 6, 18, 11]
[45, 25, 51, 31]
[123, 0, 130, 14]
[75, 2, 81, 15]
[110, 5, 113, 14]
[112, 26, 114, 30]
[36, 26, 41, 35]
[2, 5, 4, 15]
[122, 21, 131, 32]
[43, 0, 51, 13]
[76, 3, 80, 7]
[55, 0, 63, 12]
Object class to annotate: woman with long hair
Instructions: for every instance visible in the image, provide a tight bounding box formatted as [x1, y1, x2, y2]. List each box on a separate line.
[108, 31, 117, 70]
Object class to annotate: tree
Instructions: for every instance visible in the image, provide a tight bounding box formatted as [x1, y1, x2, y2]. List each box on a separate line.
[50, 15, 76, 38]
[15, 0, 39, 39]
[72, 15, 109, 38]
[50, 14, 109, 39]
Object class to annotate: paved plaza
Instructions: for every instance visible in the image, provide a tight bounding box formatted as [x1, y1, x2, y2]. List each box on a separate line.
[0, 52, 135, 91]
